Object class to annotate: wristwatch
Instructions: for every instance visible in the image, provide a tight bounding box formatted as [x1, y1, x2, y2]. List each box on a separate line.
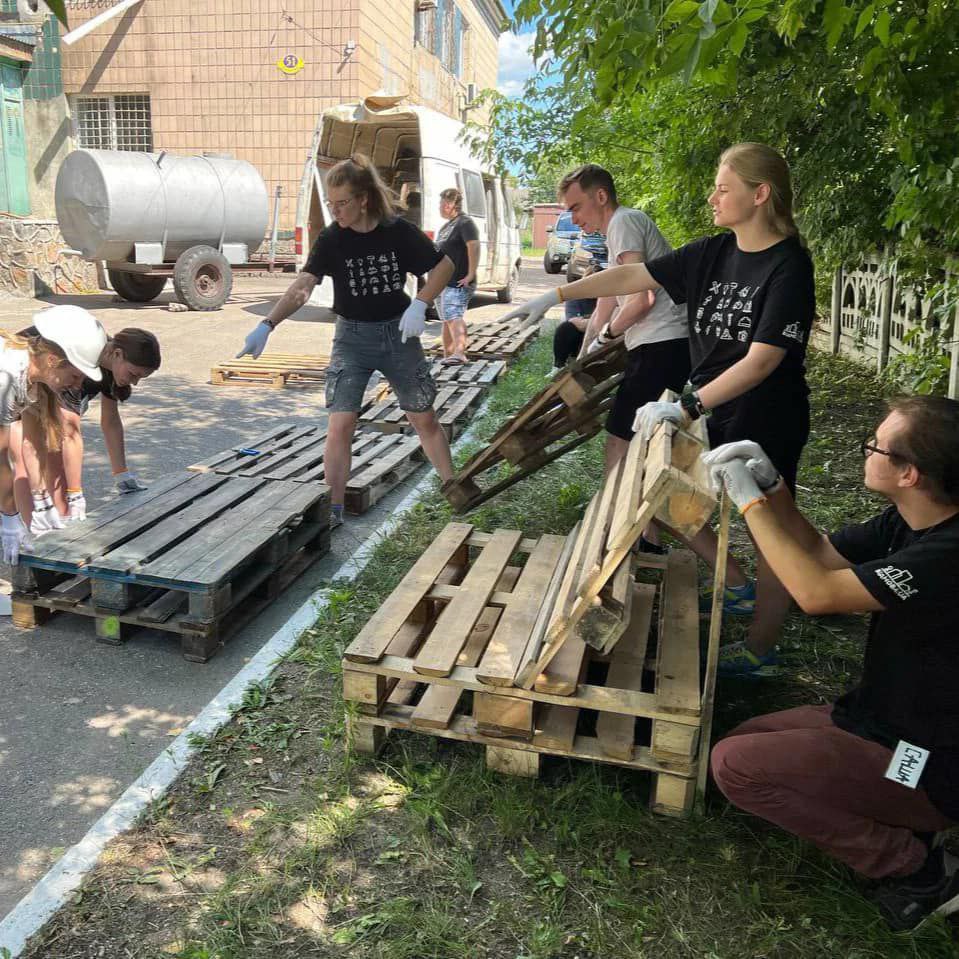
[595, 322, 614, 346]
[679, 388, 709, 421]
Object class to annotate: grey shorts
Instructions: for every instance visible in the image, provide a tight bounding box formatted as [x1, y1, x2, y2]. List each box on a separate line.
[325, 316, 437, 414]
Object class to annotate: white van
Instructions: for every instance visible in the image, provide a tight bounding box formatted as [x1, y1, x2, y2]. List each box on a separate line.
[294, 96, 522, 308]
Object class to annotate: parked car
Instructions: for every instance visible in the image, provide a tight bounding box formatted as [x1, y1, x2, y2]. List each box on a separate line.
[566, 231, 608, 281]
[543, 212, 580, 274]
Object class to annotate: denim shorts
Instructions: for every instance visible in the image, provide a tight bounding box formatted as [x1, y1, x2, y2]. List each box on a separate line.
[325, 316, 437, 414]
[438, 283, 474, 322]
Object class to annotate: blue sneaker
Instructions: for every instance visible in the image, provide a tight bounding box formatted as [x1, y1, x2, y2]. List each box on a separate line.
[700, 580, 756, 617]
[717, 641, 779, 678]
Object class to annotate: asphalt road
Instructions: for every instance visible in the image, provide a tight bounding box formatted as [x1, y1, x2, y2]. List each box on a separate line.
[0, 261, 560, 918]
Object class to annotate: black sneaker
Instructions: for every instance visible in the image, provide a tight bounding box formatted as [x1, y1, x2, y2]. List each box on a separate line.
[873, 847, 959, 931]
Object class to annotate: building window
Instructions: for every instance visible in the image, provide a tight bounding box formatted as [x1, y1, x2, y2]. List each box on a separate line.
[417, 0, 466, 77]
[73, 94, 152, 152]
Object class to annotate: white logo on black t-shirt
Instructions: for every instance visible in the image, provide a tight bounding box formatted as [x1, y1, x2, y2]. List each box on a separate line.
[876, 566, 918, 600]
[783, 322, 802, 341]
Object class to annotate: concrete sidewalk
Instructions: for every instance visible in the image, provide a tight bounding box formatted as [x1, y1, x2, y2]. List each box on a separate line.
[0, 264, 558, 917]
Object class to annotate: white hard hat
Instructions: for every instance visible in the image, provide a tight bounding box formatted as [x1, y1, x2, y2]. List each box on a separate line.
[32, 305, 107, 381]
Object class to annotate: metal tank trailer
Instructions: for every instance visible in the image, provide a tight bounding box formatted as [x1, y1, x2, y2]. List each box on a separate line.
[55, 149, 284, 311]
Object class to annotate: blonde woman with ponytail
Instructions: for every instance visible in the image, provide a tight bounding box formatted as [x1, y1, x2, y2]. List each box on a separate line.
[237, 154, 456, 525]
[0, 305, 106, 564]
[505, 143, 815, 678]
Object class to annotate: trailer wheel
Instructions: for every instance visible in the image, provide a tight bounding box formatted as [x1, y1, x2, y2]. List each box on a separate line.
[173, 245, 233, 311]
[108, 269, 168, 303]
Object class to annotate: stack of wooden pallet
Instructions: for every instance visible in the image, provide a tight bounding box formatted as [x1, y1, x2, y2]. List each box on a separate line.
[424, 316, 540, 361]
[342, 408, 727, 817]
[12, 472, 331, 661]
[442, 340, 627, 512]
[360, 382, 486, 440]
[210, 352, 331, 389]
[188, 422, 424, 515]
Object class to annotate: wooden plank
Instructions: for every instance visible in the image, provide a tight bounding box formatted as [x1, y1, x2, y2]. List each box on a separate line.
[608, 432, 647, 551]
[344, 523, 474, 663]
[348, 655, 700, 723]
[475, 693, 534, 739]
[362, 704, 695, 776]
[532, 704, 578, 752]
[86, 477, 264, 575]
[596, 583, 655, 761]
[475, 534, 566, 686]
[413, 529, 522, 677]
[655, 549, 701, 715]
[695, 494, 731, 802]
[534, 631, 587, 696]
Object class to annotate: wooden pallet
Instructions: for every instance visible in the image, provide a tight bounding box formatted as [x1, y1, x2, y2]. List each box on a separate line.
[359, 383, 485, 439]
[341, 519, 727, 817]
[210, 352, 331, 389]
[425, 317, 540, 361]
[515, 400, 716, 689]
[13, 472, 331, 660]
[429, 358, 506, 388]
[188, 423, 425, 514]
[442, 340, 627, 512]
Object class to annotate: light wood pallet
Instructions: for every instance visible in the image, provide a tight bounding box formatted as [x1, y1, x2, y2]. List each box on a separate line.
[359, 382, 485, 440]
[442, 340, 627, 512]
[342, 417, 727, 816]
[13, 472, 331, 661]
[188, 422, 425, 514]
[210, 352, 331, 389]
[425, 316, 541, 361]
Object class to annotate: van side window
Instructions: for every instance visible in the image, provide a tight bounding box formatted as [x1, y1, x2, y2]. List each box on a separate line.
[463, 170, 486, 217]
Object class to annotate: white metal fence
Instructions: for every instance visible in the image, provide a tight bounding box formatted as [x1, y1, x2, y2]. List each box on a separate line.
[811, 256, 959, 398]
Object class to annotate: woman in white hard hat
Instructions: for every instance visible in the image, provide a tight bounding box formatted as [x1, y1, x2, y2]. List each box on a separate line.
[0, 305, 107, 564]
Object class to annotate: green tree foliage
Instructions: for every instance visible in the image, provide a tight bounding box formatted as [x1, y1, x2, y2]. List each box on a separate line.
[488, 1, 959, 276]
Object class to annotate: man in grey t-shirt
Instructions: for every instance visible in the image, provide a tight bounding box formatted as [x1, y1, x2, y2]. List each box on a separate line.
[558, 165, 690, 483]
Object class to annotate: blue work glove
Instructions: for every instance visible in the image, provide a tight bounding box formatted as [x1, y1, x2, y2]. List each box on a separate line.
[236, 321, 272, 359]
[702, 441, 783, 493]
[632, 400, 686, 439]
[399, 298, 427, 343]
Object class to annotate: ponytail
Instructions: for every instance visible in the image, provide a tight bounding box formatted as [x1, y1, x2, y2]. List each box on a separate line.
[0, 330, 65, 450]
[719, 142, 807, 250]
[327, 154, 398, 223]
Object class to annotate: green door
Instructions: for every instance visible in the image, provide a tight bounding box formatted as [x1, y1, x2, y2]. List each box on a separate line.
[0, 62, 29, 216]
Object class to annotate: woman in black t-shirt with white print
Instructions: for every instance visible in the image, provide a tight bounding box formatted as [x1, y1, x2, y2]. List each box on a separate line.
[504, 143, 814, 678]
[237, 155, 456, 526]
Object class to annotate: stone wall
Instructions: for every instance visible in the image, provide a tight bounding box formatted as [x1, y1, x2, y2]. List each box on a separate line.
[0, 216, 99, 297]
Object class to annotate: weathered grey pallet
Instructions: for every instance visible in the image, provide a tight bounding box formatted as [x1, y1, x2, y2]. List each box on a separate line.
[12, 525, 331, 661]
[188, 424, 425, 514]
[359, 383, 485, 440]
[428, 358, 506, 388]
[15, 473, 330, 653]
[425, 317, 540, 361]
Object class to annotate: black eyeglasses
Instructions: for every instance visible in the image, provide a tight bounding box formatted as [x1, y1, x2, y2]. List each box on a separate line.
[860, 435, 894, 459]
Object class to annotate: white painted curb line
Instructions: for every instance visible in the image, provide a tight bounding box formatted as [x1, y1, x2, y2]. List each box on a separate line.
[0, 402, 494, 957]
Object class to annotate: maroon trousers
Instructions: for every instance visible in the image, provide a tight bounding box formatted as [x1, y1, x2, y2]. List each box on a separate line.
[710, 705, 953, 879]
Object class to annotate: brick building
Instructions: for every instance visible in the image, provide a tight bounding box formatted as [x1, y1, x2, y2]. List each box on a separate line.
[59, 0, 506, 232]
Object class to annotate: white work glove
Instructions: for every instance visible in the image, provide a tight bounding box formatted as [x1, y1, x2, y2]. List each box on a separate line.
[702, 441, 783, 493]
[586, 322, 614, 355]
[707, 457, 766, 514]
[1, 512, 29, 565]
[632, 400, 686, 438]
[399, 298, 427, 343]
[500, 288, 561, 327]
[30, 492, 65, 537]
[236, 321, 272, 359]
[115, 471, 147, 495]
[66, 490, 87, 523]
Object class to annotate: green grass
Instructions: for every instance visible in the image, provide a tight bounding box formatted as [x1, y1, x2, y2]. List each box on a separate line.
[19, 340, 957, 959]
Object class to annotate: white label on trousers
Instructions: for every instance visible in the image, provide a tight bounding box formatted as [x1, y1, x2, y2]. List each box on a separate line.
[885, 740, 930, 790]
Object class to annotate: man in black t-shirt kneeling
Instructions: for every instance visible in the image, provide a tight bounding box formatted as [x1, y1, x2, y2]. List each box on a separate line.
[703, 395, 959, 931]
